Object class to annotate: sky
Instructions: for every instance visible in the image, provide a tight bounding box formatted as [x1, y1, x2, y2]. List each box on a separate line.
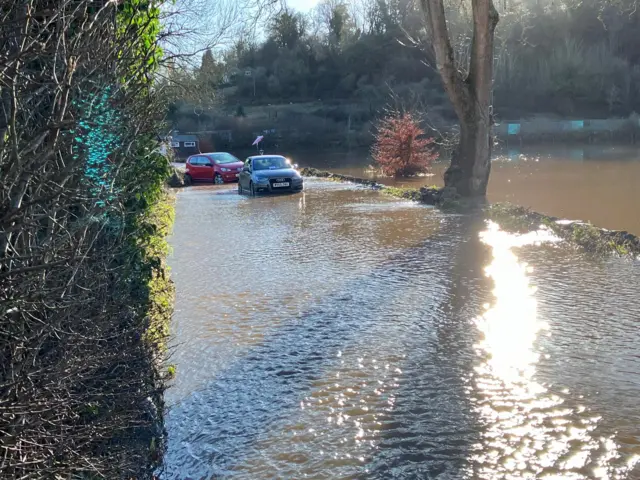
[287, 0, 319, 12]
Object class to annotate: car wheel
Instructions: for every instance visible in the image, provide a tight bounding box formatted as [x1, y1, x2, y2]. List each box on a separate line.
[214, 174, 224, 185]
[250, 182, 255, 196]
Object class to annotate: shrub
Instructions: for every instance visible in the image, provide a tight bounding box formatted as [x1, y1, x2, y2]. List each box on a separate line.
[371, 111, 439, 177]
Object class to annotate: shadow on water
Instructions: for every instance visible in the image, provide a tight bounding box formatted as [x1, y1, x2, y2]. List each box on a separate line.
[364, 215, 493, 480]
[164, 181, 640, 480]
[162, 214, 483, 480]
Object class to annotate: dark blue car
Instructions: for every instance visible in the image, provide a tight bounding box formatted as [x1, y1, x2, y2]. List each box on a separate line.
[238, 155, 304, 195]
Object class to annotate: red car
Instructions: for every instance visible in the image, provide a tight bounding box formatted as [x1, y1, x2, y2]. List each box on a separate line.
[185, 152, 244, 184]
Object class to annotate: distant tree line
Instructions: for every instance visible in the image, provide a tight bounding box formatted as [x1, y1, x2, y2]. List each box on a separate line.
[167, 0, 640, 121]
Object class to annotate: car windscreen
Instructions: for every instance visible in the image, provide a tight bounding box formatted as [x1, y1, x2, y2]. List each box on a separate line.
[211, 153, 240, 164]
[253, 157, 290, 171]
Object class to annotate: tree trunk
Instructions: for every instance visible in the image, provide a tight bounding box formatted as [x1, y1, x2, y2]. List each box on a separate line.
[445, 109, 493, 196]
[420, 0, 499, 197]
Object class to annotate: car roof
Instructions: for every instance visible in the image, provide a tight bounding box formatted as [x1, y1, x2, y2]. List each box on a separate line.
[248, 154, 286, 160]
[188, 152, 238, 159]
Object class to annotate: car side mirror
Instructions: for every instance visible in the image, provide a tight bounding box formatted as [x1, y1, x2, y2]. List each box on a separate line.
[293, 163, 299, 169]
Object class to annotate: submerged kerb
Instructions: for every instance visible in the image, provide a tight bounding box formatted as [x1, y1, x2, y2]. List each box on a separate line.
[486, 204, 640, 258]
[299, 167, 459, 207]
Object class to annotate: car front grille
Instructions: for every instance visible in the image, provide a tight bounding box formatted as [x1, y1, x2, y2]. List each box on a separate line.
[269, 178, 292, 188]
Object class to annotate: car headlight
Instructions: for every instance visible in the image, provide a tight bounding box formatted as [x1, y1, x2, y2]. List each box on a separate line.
[220, 167, 230, 172]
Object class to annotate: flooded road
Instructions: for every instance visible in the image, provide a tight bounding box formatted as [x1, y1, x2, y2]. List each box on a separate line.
[164, 180, 640, 479]
[295, 144, 640, 235]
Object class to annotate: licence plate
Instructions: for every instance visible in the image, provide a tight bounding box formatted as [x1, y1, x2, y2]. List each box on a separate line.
[273, 182, 290, 188]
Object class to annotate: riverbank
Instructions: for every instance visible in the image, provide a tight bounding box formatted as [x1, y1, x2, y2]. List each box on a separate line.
[486, 203, 640, 257]
[300, 167, 640, 258]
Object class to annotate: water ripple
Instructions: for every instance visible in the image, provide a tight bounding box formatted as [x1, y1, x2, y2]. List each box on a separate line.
[164, 182, 640, 479]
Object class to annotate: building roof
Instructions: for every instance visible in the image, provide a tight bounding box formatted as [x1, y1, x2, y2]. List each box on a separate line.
[172, 134, 198, 143]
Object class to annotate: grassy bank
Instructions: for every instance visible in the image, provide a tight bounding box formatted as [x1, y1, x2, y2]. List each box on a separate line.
[486, 203, 640, 257]
[138, 189, 176, 466]
[142, 190, 176, 367]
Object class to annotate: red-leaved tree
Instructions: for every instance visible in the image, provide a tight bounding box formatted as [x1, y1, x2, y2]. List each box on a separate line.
[372, 111, 438, 178]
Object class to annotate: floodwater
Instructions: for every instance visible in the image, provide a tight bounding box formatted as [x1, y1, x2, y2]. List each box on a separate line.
[294, 144, 640, 235]
[163, 179, 640, 480]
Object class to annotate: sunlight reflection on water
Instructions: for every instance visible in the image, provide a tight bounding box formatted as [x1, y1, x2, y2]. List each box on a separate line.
[164, 182, 640, 479]
[473, 222, 639, 479]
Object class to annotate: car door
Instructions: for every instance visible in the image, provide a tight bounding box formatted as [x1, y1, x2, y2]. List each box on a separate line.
[200, 156, 215, 181]
[186, 156, 197, 179]
[239, 158, 252, 188]
[188, 156, 203, 180]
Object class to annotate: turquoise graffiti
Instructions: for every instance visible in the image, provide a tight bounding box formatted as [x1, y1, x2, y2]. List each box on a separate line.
[73, 87, 120, 208]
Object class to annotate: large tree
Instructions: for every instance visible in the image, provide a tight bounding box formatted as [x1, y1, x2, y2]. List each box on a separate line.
[419, 0, 499, 197]
[271, 10, 306, 49]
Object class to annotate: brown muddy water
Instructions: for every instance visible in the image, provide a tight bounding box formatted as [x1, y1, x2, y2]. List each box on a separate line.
[163, 179, 640, 479]
[292, 144, 640, 235]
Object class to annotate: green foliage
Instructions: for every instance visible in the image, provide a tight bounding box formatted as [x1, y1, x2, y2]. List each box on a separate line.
[382, 186, 423, 201]
[197, 49, 225, 98]
[158, 49, 222, 111]
[328, 3, 352, 44]
[82, 403, 100, 417]
[492, 0, 640, 116]
[165, 0, 640, 147]
[109, 0, 175, 470]
[439, 198, 463, 210]
[271, 11, 307, 48]
[132, 188, 175, 354]
[117, 0, 163, 78]
[213, 0, 432, 107]
[201, 49, 216, 73]
[611, 242, 629, 256]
